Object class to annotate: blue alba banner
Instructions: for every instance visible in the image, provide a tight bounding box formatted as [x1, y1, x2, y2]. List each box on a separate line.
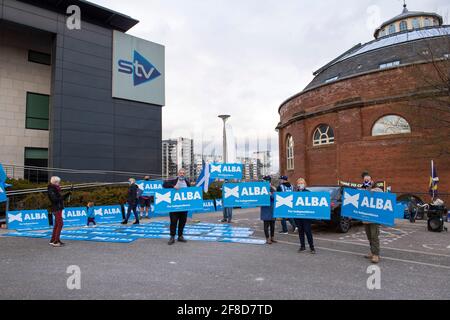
[341, 188, 397, 226]
[93, 205, 123, 224]
[136, 180, 163, 197]
[7, 210, 49, 230]
[0, 183, 6, 203]
[273, 192, 331, 220]
[154, 187, 204, 213]
[223, 182, 271, 208]
[209, 163, 243, 180]
[192, 200, 216, 214]
[215, 199, 223, 211]
[62, 207, 88, 227]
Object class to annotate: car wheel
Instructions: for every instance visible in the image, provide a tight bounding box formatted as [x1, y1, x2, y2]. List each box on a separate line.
[337, 217, 351, 233]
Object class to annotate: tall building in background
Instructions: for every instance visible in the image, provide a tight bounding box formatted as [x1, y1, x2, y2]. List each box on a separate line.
[194, 154, 223, 179]
[254, 151, 272, 178]
[162, 140, 178, 179]
[237, 156, 258, 181]
[162, 137, 195, 180]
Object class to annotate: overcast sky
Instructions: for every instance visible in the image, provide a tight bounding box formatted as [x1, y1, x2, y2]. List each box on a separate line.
[93, 0, 449, 171]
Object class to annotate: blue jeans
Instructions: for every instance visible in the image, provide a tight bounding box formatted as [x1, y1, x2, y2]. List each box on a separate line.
[126, 202, 139, 222]
[223, 207, 233, 222]
[281, 218, 296, 232]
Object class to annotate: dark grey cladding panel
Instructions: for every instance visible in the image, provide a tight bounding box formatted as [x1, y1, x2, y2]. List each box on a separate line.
[60, 60, 111, 79]
[61, 35, 111, 59]
[58, 81, 111, 101]
[56, 48, 111, 71]
[6, 0, 162, 181]
[61, 143, 114, 158]
[59, 68, 111, 91]
[58, 96, 113, 114]
[2, 0, 58, 32]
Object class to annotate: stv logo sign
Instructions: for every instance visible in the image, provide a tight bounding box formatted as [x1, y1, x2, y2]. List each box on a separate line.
[118, 50, 161, 86]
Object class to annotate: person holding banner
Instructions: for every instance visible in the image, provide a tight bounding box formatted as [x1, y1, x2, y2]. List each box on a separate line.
[47, 176, 72, 247]
[165, 168, 191, 245]
[260, 176, 277, 244]
[361, 172, 381, 264]
[121, 178, 140, 225]
[277, 176, 297, 234]
[294, 178, 316, 254]
[139, 176, 152, 219]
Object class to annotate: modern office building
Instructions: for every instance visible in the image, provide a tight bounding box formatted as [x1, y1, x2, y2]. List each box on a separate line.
[254, 151, 272, 178]
[162, 137, 194, 180]
[277, 4, 449, 201]
[0, 0, 164, 182]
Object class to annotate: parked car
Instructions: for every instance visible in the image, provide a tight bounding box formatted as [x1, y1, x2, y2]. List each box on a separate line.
[396, 194, 426, 221]
[307, 186, 352, 233]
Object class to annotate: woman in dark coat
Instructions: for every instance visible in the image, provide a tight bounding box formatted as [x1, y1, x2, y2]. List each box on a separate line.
[47, 176, 71, 247]
[260, 176, 277, 244]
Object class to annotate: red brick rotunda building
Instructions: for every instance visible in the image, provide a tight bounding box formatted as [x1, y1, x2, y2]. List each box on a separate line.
[277, 4, 450, 202]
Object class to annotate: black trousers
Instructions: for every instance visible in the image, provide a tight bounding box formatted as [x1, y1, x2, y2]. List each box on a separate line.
[263, 220, 275, 238]
[294, 219, 314, 250]
[170, 212, 188, 237]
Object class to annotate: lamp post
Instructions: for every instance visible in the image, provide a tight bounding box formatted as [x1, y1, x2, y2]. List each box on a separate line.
[218, 115, 230, 163]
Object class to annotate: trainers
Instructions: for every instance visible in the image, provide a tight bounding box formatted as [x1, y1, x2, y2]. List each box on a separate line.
[51, 242, 62, 247]
[298, 247, 306, 253]
[177, 236, 187, 243]
[279, 231, 288, 235]
[310, 249, 316, 254]
[168, 237, 175, 245]
[220, 219, 227, 223]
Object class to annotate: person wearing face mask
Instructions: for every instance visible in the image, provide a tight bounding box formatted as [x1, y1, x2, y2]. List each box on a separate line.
[360, 172, 381, 264]
[165, 168, 191, 245]
[294, 178, 316, 254]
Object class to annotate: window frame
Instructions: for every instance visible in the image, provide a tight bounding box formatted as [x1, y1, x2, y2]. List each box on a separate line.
[371, 115, 412, 137]
[399, 20, 408, 32]
[312, 124, 335, 147]
[28, 50, 51, 66]
[286, 135, 294, 171]
[25, 92, 50, 131]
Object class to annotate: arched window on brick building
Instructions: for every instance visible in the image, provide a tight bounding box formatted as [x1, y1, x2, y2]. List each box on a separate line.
[372, 115, 411, 136]
[286, 135, 294, 170]
[313, 124, 335, 146]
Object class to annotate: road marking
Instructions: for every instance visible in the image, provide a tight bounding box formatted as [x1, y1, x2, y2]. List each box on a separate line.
[276, 240, 450, 271]
[253, 230, 450, 258]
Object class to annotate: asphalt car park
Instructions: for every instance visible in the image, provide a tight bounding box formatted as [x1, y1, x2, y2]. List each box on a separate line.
[0, 208, 449, 300]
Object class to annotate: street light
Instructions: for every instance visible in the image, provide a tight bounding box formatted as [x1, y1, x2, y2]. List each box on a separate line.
[218, 115, 230, 163]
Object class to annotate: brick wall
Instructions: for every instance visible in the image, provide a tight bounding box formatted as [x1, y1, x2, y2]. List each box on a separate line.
[278, 63, 450, 204]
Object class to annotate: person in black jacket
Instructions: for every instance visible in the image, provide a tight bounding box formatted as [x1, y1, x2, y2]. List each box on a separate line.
[121, 178, 140, 225]
[165, 168, 191, 245]
[294, 178, 315, 254]
[47, 176, 71, 247]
